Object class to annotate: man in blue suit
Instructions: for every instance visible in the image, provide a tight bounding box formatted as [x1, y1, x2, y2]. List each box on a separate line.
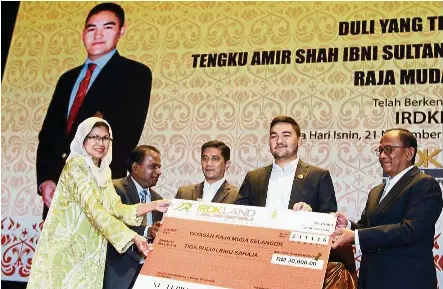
[333, 128, 443, 289]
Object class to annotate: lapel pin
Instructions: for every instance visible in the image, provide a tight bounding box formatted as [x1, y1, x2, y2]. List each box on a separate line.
[298, 174, 304, 179]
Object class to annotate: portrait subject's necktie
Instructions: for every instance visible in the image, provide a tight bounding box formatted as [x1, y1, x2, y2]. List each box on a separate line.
[66, 63, 97, 134]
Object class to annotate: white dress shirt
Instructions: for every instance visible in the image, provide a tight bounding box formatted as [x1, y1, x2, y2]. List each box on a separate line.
[266, 158, 300, 210]
[202, 177, 226, 202]
[353, 165, 414, 250]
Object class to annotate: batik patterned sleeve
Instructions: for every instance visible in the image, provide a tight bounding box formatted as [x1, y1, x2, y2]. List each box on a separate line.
[64, 157, 140, 253]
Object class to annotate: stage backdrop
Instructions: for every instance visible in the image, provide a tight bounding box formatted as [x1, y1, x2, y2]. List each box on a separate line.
[2, 1, 442, 284]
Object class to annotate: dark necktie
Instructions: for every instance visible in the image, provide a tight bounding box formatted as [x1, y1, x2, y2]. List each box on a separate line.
[66, 63, 97, 134]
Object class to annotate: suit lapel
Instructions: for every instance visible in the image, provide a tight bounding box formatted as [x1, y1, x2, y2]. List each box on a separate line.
[366, 184, 384, 217]
[72, 53, 121, 130]
[260, 165, 273, 207]
[212, 180, 229, 203]
[288, 160, 310, 209]
[85, 52, 119, 99]
[150, 188, 161, 201]
[124, 176, 140, 205]
[64, 67, 83, 117]
[192, 182, 204, 201]
[63, 66, 84, 135]
[373, 167, 419, 215]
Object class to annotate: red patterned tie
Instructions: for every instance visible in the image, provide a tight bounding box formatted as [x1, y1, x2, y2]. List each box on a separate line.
[66, 63, 97, 134]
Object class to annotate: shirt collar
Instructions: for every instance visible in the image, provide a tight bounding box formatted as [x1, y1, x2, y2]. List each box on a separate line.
[389, 165, 414, 184]
[272, 157, 299, 172]
[85, 48, 117, 68]
[131, 176, 150, 195]
[204, 177, 226, 189]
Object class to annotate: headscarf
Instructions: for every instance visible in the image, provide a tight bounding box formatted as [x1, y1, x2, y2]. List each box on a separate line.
[67, 117, 113, 187]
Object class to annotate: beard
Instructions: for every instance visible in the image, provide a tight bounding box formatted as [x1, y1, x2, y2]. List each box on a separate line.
[271, 145, 298, 160]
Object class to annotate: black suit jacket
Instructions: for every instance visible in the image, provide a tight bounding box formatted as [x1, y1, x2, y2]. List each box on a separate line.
[236, 160, 337, 213]
[36, 52, 152, 218]
[103, 176, 163, 289]
[175, 180, 239, 204]
[352, 167, 442, 289]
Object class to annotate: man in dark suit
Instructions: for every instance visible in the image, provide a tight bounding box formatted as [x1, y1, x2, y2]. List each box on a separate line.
[332, 128, 443, 289]
[236, 115, 337, 213]
[175, 140, 238, 204]
[36, 2, 152, 218]
[103, 145, 163, 289]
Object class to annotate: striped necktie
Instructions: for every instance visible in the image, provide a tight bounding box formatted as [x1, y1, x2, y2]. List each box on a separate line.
[66, 63, 97, 134]
[139, 189, 153, 226]
[139, 189, 148, 203]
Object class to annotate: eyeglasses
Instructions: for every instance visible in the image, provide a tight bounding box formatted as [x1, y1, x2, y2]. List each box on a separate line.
[86, 135, 113, 144]
[375, 145, 406, 156]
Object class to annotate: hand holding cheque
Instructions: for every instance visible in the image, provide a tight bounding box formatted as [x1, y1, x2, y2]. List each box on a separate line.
[133, 199, 336, 289]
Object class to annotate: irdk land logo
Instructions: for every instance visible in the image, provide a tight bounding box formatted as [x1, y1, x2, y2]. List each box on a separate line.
[416, 149, 442, 168]
[416, 149, 443, 186]
[174, 202, 257, 221]
[396, 111, 443, 124]
[174, 202, 194, 212]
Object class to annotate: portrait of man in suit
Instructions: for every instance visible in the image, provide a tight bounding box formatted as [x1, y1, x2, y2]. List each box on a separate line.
[103, 145, 163, 289]
[235, 115, 337, 213]
[175, 140, 238, 204]
[36, 2, 152, 218]
[332, 128, 443, 289]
